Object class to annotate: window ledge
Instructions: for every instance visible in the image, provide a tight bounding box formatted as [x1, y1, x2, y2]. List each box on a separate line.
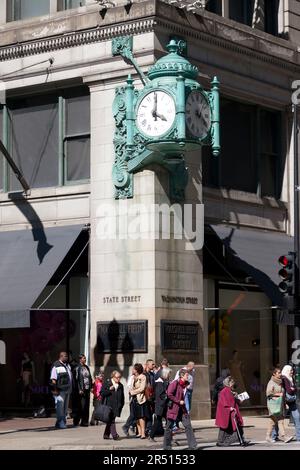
[203, 186, 287, 209]
[0, 183, 90, 203]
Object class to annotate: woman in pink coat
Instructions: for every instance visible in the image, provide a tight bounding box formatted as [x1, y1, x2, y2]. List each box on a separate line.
[215, 376, 249, 447]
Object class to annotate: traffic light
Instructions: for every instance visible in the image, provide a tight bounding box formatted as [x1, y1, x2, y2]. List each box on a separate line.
[278, 252, 295, 296]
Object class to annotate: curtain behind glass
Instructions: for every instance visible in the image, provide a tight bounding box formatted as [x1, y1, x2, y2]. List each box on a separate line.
[9, 97, 59, 190]
[66, 138, 90, 181]
[65, 93, 90, 182]
[10, 0, 50, 21]
[57, 0, 86, 11]
[66, 95, 90, 135]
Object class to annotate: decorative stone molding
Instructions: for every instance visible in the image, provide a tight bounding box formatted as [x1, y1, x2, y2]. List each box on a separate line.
[0, 1, 299, 76]
[0, 18, 156, 61]
[154, 18, 300, 73]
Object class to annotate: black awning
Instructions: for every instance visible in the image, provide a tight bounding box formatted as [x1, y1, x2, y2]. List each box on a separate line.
[0, 225, 83, 317]
[210, 225, 294, 306]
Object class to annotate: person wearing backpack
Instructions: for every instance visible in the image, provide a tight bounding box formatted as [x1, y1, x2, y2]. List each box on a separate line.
[281, 364, 300, 441]
[163, 369, 197, 450]
[50, 351, 72, 429]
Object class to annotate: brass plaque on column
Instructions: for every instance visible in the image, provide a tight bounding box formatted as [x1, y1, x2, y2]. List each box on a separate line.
[161, 320, 199, 352]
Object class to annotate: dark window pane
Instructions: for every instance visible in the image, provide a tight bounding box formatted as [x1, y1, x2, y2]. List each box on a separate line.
[229, 0, 254, 26]
[8, 0, 50, 21]
[66, 94, 90, 136]
[66, 137, 90, 181]
[260, 154, 277, 197]
[206, 0, 222, 15]
[261, 110, 280, 155]
[220, 100, 257, 193]
[9, 96, 59, 190]
[264, 0, 279, 36]
[57, 0, 86, 10]
[260, 109, 281, 198]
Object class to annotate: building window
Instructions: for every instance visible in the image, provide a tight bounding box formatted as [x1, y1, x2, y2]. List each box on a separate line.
[64, 91, 90, 183]
[206, 0, 279, 37]
[229, 0, 254, 26]
[1, 87, 90, 192]
[264, 0, 279, 36]
[206, 287, 275, 408]
[205, 0, 222, 15]
[57, 0, 86, 10]
[7, 0, 50, 22]
[202, 98, 283, 198]
[8, 95, 59, 190]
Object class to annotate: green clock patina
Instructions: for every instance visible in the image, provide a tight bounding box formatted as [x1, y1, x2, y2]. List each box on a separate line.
[112, 36, 220, 201]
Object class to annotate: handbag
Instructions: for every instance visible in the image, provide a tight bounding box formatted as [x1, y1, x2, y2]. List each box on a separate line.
[285, 392, 297, 404]
[267, 396, 282, 416]
[144, 384, 154, 401]
[94, 402, 113, 423]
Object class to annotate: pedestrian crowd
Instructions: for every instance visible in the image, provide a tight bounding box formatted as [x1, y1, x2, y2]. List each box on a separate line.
[49, 352, 300, 448]
[49, 352, 197, 449]
[213, 362, 300, 446]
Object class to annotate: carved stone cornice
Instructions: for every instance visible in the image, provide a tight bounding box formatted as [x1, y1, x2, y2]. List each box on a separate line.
[154, 17, 300, 73]
[0, 18, 156, 61]
[0, 0, 299, 76]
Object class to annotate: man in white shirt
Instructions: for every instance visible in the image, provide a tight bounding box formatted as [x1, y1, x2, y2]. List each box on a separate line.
[50, 351, 72, 429]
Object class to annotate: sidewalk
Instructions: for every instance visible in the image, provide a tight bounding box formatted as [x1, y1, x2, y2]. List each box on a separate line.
[0, 416, 299, 450]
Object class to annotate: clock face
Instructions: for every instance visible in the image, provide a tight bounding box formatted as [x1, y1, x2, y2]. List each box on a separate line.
[185, 90, 211, 139]
[136, 90, 176, 138]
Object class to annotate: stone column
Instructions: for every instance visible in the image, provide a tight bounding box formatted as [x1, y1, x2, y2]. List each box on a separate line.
[87, 39, 210, 419]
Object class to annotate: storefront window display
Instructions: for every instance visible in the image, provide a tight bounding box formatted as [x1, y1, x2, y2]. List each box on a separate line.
[0, 308, 87, 410]
[206, 284, 278, 409]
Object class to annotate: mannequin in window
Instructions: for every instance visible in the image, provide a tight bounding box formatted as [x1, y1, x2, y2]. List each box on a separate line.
[228, 350, 246, 393]
[20, 352, 35, 406]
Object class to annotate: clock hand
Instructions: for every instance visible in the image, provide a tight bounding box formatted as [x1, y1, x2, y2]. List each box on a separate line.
[199, 113, 209, 129]
[195, 106, 209, 129]
[156, 112, 167, 121]
[152, 92, 158, 120]
[195, 103, 204, 119]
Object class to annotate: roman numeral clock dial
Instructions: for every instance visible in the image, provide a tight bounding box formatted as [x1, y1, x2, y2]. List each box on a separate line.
[136, 90, 176, 138]
[185, 90, 211, 140]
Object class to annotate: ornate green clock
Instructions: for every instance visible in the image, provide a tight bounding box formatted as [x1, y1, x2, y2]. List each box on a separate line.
[136, 90, 176, 138]
[112, 36, 220, 201]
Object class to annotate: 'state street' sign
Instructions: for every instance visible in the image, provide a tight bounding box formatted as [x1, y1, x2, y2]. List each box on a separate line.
[97, 320, 147, 353]
[161, 320, 199, 352]
[103, 296, 141, 304]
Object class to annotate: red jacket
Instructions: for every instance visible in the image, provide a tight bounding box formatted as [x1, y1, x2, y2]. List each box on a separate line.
[166, 379, 188, 421]
[215, 386, 243, 431]
[92, 379, 103, 400]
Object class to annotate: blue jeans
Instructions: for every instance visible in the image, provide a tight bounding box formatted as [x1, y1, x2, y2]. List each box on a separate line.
[54, 391, 70, 428]
[185, 389, 193, 413]
[271, 424, 279, 440]
[289, 404, 300, 441]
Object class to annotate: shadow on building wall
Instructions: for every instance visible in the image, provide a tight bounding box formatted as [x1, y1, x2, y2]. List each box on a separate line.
[93, 318, 134, 381]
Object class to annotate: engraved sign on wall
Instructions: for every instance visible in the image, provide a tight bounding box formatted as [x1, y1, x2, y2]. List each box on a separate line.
[97, 319, 148, 353]
[161, 320, 199, 352]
